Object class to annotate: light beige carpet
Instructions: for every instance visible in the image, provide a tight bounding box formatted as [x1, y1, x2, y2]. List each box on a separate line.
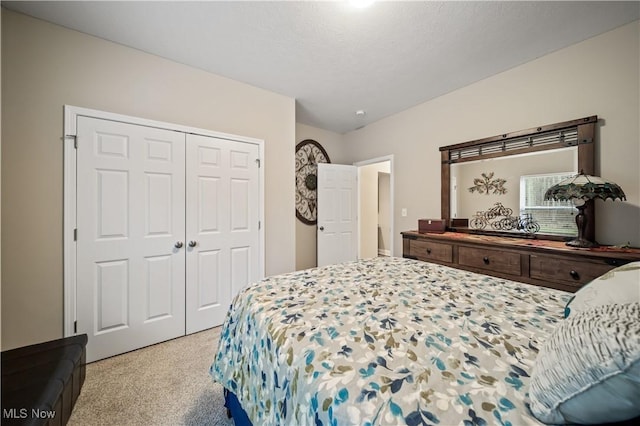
[68, 327, 234, 426]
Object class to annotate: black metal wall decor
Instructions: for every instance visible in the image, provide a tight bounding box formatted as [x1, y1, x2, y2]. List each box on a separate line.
[468, 172, 507, 195]
[470, 202, 540, 234]
[295, 139, 331, 225]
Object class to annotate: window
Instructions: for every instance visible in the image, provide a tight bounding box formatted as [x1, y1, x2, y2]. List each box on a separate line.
[520, 172, 577, 236]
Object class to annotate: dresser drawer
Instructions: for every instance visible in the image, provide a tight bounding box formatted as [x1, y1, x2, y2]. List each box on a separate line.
[409, 239, 453, 263]
[458, 246, 521, 276]
[530, 255, 614, 287]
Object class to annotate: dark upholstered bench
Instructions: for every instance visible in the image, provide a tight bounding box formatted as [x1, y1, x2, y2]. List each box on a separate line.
[2, 334, 88, 426]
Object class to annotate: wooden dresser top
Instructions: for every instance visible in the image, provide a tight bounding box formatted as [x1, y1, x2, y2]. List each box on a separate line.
[401, 231, 640, 262]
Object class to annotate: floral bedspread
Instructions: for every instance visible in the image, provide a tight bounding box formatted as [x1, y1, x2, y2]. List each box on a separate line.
[210, 257, 570, 426]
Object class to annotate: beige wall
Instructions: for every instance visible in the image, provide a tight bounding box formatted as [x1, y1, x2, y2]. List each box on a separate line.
[359, 161, 391, 259]
[294, 123, 348, 271]
[378, 172, 391, 253]
[1, 10, 296, 350]
[344, 21, 640, 255]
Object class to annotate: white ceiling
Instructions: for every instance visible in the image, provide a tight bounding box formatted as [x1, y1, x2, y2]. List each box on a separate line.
[4, 1, 639, 134]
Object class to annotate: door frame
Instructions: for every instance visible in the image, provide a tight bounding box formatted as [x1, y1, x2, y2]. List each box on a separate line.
[62, 105, 265, 337]
[353, 155, 395, 258]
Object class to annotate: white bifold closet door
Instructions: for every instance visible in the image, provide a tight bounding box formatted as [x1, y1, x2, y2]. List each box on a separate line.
[185, 134, 260, 334]
[76, 117, 186, 362]
[76, 117, 259, 362]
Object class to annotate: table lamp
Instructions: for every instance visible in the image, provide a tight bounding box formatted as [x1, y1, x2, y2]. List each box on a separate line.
[544, 171, 626, 248]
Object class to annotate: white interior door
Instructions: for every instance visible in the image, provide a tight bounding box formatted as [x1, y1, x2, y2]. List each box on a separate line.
[76, 117, 186, 362]
[317, 163, 358, 267]
[185, 134, 260, 334]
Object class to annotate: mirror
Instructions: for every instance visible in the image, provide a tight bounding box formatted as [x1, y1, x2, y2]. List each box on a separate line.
[441, 116, 596, 241]
[450, 147, 578, 237]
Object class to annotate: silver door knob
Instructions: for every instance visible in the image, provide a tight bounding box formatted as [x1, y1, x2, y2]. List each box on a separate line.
[319, 226, 324, 231]
[174, 241, 184, 249]
[188, 241, 197, 248]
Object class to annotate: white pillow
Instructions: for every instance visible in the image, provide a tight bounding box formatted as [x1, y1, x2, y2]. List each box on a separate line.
[564, 261, 640, 318]
[528, 302, 640, 424]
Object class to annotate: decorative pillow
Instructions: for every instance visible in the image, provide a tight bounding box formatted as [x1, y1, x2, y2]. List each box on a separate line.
[528, 302, 640, 425]
[564, 261, 640, 318]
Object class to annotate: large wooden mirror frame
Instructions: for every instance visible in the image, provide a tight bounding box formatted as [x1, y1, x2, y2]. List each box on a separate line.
[440, 116, 596, 241]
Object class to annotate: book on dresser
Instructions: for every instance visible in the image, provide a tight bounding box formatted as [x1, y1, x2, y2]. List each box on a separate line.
[401, 231, 640, 292]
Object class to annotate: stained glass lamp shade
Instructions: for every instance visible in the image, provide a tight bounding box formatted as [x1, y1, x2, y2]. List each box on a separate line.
[544, 171, 626, 248]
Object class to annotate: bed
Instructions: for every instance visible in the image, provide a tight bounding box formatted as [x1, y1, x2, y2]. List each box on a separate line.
[210, 257, 640, 425]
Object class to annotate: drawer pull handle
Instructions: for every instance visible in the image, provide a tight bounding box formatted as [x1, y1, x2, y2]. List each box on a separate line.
[483, 257, 490, 264]
[426, 248, 432, 255]
[569, 270, 580, 280]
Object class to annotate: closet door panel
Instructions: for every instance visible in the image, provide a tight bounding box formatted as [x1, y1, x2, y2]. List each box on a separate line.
[186, 134, 260, 334]
[77, 117, 186, 362]
[196, 249, 222, 308]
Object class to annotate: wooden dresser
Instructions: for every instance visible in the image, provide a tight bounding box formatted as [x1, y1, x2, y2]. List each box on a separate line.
[402, 231, 640, 292]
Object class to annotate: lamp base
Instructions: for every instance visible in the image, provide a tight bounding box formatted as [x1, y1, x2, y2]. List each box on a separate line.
[565, 238, 599, 248]
[567, 203, 598, 248]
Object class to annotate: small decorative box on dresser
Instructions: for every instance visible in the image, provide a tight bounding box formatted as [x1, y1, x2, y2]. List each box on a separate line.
[402, 231, 640, 292]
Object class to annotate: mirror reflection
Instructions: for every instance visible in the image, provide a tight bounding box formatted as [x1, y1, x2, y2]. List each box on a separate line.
[450, 147, 579, 237]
